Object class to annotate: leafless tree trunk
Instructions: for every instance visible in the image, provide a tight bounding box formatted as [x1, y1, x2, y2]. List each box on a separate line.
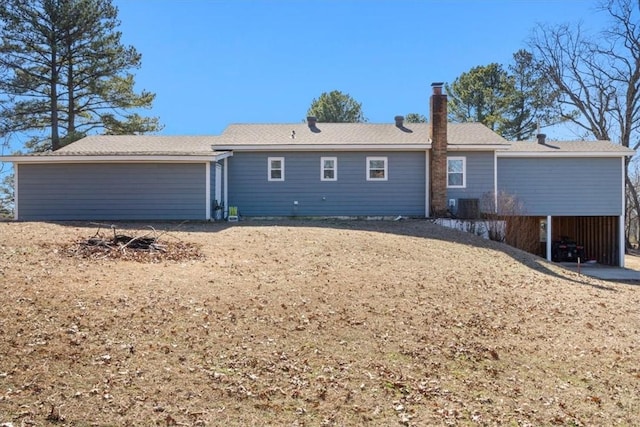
[528, 0, 640, 248]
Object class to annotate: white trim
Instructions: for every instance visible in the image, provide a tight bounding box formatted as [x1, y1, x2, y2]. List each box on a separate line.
[320, 156, 337, 181]
[205, 163, 211, 220]
[425, 151, 430, 217]
[546, 215, 552, 262]
[214, 144, 431, 152]
[2, 153, 232, 163]
[496, 151, 633, 158]
[447, 144, 511, 151]
[224, 157, 229, 218]
[446, 156, 466, 189]
[13, 164, 18, 220]
[366, 156, 388, 181]
[268, 157, 285, 181]
[493, 151, 498, 213]
[621, 157, 626, 267]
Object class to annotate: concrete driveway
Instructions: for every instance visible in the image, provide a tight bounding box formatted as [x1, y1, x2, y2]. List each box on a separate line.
[559, 261, 640, 281]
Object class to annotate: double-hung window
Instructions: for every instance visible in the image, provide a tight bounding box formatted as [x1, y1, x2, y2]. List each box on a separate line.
[268, 157, 284, 181]
[321, 157, 337, 181]
[366, 156, 388, 181]
[447, 156, 466, 188]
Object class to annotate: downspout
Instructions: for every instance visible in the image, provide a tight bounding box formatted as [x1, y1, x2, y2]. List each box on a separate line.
[224, 157, 229, 218]
[493, 151, 498, 213]
[205, 162, 211, 220]
[13, 163, 18, 220]
[620, 156, 626, 267]
[425, 150, 430, 217]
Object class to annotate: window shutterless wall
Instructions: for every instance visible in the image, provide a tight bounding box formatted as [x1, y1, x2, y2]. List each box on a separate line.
[226, 151, 425, 217]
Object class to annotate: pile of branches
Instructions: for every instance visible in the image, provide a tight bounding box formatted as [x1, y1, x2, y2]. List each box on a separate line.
[86, 229, 166, 252]
[63, 224, 203, 262]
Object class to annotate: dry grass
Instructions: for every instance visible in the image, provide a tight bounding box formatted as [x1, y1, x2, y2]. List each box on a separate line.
[0, 220, 639, 426]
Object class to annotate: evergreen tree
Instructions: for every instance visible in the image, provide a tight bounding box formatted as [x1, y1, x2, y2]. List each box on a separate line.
[446, 53, 560, 141]
[404, 113, 427, 123]
[0, 0, 160, 152]
[307, 90, 366, 123]
[445, 63, 511, 134]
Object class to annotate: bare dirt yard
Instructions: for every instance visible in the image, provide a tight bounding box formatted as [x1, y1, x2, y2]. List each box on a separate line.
[0, 220, 639, 426]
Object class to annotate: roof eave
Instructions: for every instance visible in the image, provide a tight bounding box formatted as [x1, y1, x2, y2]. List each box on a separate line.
[213, 144, 432, 151]
[496, 151, 634, 158]
[447, 144, 510, 151]
[1, 152, 233, 163]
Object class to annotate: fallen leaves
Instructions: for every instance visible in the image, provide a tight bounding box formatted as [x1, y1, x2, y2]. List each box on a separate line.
[0, 220, 639, 425]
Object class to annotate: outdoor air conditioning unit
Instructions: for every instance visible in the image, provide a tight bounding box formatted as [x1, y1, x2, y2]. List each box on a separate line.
[457, 198, 480, 219]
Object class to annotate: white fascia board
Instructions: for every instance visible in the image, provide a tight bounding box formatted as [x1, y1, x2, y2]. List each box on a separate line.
[213, 144, 431, 152]
[446, 144, 510, 151]
[2, 154, 230, 163]
[496, 151, 634, 158]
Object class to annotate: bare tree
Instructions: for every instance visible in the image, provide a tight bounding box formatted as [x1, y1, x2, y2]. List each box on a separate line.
[528, 0, 640, 247]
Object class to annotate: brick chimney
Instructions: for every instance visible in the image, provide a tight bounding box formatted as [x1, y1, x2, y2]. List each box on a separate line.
[429, 82, 448, 217]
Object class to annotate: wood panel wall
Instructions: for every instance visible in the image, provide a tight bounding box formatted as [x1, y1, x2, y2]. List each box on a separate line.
[552, 216, 619, 266]
[505, 216, 619, 266]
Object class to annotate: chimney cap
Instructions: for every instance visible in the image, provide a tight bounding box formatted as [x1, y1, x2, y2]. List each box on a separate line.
[431, 82, 444, 87]
[307, 116, 317, 124]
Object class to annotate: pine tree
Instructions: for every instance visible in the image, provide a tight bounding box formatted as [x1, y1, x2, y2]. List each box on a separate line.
[0, 0, 161, 151]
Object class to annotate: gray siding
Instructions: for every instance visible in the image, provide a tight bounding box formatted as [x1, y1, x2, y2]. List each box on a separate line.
[497, 157, 623, 216]
[446, 151, 495, 214]
[18, 163, 206, 220]
[227, 151, 426, 217]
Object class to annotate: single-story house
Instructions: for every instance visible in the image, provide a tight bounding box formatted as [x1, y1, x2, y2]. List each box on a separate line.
[2, 83, 634, 266]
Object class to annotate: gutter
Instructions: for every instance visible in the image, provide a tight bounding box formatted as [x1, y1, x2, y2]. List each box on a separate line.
[1, 152, 233, 163]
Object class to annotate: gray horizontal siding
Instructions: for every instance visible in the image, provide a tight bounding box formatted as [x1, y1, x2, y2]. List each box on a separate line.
[446, 151, 495, 214]
[17, 163, 206, 220]
[228, 152, 426, 217]
[497, 157, 623, 216]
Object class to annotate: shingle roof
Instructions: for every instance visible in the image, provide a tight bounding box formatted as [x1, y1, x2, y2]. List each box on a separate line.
[214, 122, 508, 146]
[5, 124, 632, 159]
[53, 135, 219, 155]
[504, 140, 634, 155]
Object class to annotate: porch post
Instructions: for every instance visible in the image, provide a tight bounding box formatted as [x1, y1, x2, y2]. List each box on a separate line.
[546, 215, 552, 262]
[620, 215, 625, 267]
[224, 157, 229, 218]
[620, 157, 626, 267]
[205, 162, 211, 220]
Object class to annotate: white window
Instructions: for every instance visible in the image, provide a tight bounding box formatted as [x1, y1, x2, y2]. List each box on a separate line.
[321, 157, 337, 181]
[268, 157, 284, 181]
[447, 156, 466, 188]
[366, 156, 388, 181]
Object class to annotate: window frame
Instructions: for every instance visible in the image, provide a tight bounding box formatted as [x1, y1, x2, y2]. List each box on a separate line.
[447, 156, 466, 188]
[366, 156, 388, 181]
[320, 156, 338, 181]
[268, 157, 285, 182]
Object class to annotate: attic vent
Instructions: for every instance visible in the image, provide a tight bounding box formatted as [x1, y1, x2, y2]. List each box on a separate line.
[394, 115, 404, 128]
[457, 198, 480, 219]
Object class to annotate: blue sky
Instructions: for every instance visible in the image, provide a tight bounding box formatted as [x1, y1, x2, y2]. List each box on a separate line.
[112, 0, 609, 137]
